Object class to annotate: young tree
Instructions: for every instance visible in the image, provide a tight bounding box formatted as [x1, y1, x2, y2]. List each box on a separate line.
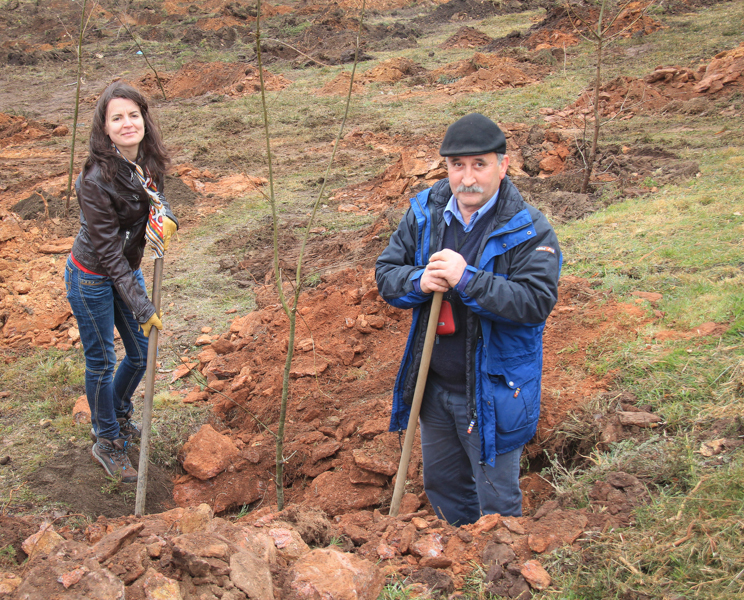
[254, 0, 367, 510]
[566, 0, 657, 193]
[65, 0, 92, 212]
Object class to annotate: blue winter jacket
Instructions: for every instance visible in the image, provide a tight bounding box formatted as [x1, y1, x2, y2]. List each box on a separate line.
[375, 176, 561, 464]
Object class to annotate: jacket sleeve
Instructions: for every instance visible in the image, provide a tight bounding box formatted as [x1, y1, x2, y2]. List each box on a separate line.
[458, 211, 561, 324]
[375, 208, 431, 309]
[78, 176, 156, 324]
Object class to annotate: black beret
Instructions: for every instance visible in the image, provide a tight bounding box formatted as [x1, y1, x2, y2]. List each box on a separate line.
[439, 113, 507, 157]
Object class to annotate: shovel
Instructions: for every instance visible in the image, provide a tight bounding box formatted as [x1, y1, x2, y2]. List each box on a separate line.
[389, 291, 443, 517]
[134, 256, 163, 517]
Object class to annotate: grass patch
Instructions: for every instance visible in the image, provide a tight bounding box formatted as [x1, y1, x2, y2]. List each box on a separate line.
[0, 350, 85, 420]
[149, 391, 212, 469]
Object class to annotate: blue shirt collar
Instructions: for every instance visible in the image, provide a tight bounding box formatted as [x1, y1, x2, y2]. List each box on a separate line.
[443, 190, 499, 232]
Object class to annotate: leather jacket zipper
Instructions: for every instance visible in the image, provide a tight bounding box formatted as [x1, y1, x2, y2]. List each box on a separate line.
[123, 229, 131, 249]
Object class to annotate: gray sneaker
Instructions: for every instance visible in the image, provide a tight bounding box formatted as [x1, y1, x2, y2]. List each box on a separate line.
[92, 436, 138, 483]
[90, 411, 141, 442]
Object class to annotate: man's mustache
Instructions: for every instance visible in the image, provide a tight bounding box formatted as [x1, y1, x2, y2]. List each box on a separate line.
[456, 184, 484, 194]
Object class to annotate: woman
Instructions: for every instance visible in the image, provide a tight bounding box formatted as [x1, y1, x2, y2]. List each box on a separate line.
[65, 81, 177, 483]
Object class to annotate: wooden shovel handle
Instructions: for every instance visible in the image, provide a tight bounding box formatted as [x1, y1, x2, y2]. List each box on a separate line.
[135, 257, 163, 517]
[389, 291, 443, 517]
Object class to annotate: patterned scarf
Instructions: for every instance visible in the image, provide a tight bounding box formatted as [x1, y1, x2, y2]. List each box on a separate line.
[113, 145, 167, 258]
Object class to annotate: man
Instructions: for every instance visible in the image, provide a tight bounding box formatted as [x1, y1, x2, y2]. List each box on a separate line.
[376, 113, 561, 525]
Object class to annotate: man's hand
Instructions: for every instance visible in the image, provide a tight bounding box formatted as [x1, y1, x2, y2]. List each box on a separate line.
[420, 249, 467, 293]
[162, 217, 178, 252]
[140, 312, 163, 337]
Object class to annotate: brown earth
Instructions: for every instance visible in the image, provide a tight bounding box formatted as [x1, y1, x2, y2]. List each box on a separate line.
[0, 0, 740, 596]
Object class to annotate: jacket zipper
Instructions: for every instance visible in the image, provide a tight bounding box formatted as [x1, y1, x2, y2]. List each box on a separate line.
[123, 229, 131, 249]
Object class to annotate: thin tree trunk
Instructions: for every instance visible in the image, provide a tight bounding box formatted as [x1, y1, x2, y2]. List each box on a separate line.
[65, 0, 88, 213]
[581, 36, 602, 194]
[255, 0, 366, 510]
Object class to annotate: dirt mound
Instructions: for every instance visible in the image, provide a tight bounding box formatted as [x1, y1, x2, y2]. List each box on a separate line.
[431, 53, 545, 92]
[541, 76, 671, 128]
[139, 62, 291, 99]
[441, 26, 493, 49]
[318, 71, 367, 95]
[524, 29, 579, 51]
[9, 189, 78, 238]
[418, 0, 537, 25]
[214, 212, 395, 285]
[0, 113, 59, 149]
[275, 13, 421, 66]
[361, 57, 425, 83]
[648, 42, 744, 96]
[317, 57, 427, 94]
[486, 2, 659, 53]
[562, 1, 662, 39]
[160, 265, 652, 520]
[543, 42, 744, 129]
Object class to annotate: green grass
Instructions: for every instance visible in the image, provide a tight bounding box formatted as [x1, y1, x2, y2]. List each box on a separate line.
[0, 350, 85, 420]
[149, 391, 213, 469]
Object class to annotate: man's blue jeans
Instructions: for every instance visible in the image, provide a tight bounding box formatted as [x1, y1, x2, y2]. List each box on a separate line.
[419, 379, 523, 525]
[65, 257, 149, 441]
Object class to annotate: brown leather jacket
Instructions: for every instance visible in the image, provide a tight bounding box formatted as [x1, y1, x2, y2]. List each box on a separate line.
[71, 158, 178, 324]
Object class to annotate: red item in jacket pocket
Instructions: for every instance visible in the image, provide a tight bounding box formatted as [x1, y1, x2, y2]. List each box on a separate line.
[436, 300, 458, 336]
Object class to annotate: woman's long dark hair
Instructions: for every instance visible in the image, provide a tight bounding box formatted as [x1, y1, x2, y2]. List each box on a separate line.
[85, 81, 170, 182]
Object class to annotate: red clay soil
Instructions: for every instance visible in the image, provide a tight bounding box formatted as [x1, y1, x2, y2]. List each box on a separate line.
[441, 26, 493, 50]
[161, 264, 653, 518]
[542, 43, 744, 129]
[138, 63, 291, 100]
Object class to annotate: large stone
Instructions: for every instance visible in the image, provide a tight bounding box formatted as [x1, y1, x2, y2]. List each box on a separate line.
[181, 424, 240, 480]
[348, 464, 388, 487]
[268, 527, 311, 560]
[178, 503, 214, 533]
[465, 513, 500, 535]
[173, 470, 264, 513]
[521, 560, 551, 590]
[142, 567, 183, 599]
[304, 470, 386, 516]
[351, 449, 396, 476]
[21, 525, 65, 559]
[91, 522, 144, 562]
[72, 395, 91, 424]
[284, 548, 384, 600]
[527, 510, 587, 554]
[211, 338, 236, 355]
[0, 573, 22, 594]
[290, 357, 329, 378]
[108, 542, 147, 585]
[398, 492, 421, 514]
[231, 549, 275, 600]
[410, 533, 443, 558]
[206, 518, 278, 564]
[311, 440, 342, 463]
[171, 532, 232, 577]
[357, 418, 388, 439]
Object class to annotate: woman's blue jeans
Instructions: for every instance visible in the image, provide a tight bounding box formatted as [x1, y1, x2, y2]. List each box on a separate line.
[65, 256, 150, 441]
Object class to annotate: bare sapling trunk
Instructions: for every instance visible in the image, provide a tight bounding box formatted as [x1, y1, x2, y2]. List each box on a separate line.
[115, 15, 167, 101]
[582, 34, 603, 193]
[65, 0, 89, 213]
[255, 0, 367, 510]
[568, 0, 658, 194]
